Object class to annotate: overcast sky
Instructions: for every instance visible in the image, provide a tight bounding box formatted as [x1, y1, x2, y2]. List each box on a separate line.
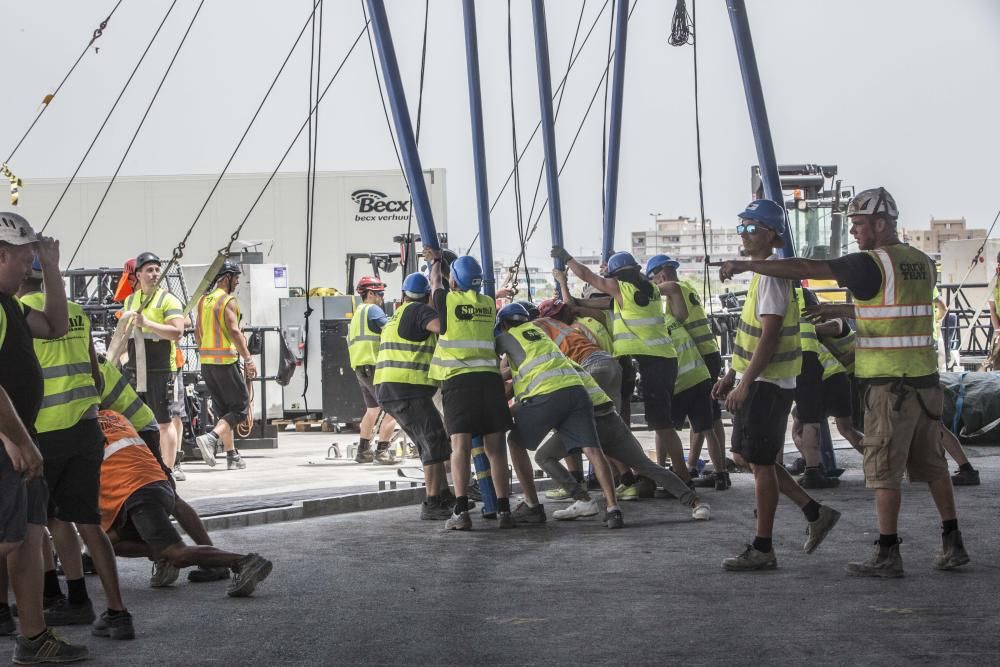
[3, 0, 998, 269]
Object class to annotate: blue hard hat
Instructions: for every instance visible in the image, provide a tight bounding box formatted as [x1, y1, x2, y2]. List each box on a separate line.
[645, 254, 679, 278]
[737, 199, 787, 246]
[495, 302, 531, 336]
[451, 255, 483, 292]
[514, 300, 539, 321]
[606, 251, 641, 276]
[402, 272, 431, 297]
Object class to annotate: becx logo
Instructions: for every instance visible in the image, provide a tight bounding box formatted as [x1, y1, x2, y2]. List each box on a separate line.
[351, 189, 410, 214]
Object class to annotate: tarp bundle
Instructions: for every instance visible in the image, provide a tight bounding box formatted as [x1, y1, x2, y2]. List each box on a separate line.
[941, 371, 1000, 444]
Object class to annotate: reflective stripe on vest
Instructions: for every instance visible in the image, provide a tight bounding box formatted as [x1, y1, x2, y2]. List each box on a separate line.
[818, 343, 847, 380]
[100, 360, 157, 430]
[568, 359, 613, 409]
[611, 281, 676, 359]
[429, 290, 499, 380]
[19, 294, 100, 432]
[574, 316, 613, 354]
[373, 302, 439, 387]
[104, 435, 147, 460]
[123, 288, 182, 371]
[348, 304, 380, 368]
[505, 323, 583, 400]
[679, 281, 719, 355]
[854, 245, 937, 379]
[667, 321, 711, 394]
[821, 328, 856, 375]
[795, 288, 822, 355]
[731, 273, 802, 381]
[197, 288, 240, 365]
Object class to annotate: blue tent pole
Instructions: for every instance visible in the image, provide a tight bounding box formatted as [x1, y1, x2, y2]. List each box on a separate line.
[530, 0, 566, 272]
[462, 0, 498, 517]
[602, 0, 629, 263]
[366, 0, 439, 250]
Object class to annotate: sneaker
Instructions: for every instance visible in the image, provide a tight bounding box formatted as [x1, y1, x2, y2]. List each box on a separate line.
[43, 598, 96, 626]
[227, 554, 273, 597]
[846, 541, 904, 578]
[692, 472, 718, 488]
[951, 467, 980, 486]
[803, 505, 841, 554]
[195, 433, 218, 467]
[545, 486, 573, 502]
[445, 511, 472, 531]
[552, 498, 599, 521]
[798, 468, 840, 489]
[187, 566, 230, 583]
[0, 604, 14, 636]
[934, 530, 970, 570]
[92, 609, 135, 640]
[691, 502, 712, 521]
[374, 449, 397, 465]
[511, 500, 546, 524]
[227, 451, 247, 470]
[688, 467, 700, 479]
[604, 508, 625, 529]
[617, 484, 640, 502]
[785, 457, 807, 475]
[497, 511, 516, 529]
[172, 463, 186, 481]
[722, 545, 777, 571]
[420, 498, 453, 521]
[715, 472, 731, 491]
[354, 447, 374, 464]
[13, 628, 88, 664]
[150, 559, 180, 588]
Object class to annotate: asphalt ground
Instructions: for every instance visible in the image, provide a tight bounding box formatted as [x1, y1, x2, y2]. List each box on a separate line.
[7, 446, 999, 666]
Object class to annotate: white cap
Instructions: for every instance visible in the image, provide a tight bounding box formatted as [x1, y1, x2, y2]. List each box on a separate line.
[0, 212, 37, 246]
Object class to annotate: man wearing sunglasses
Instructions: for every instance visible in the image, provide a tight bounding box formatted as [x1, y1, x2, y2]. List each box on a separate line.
[714, 188, 968, 578]
[711, 199, 840, 571]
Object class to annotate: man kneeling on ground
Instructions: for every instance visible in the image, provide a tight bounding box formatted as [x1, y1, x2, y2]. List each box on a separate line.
[97, 410, 272, 597]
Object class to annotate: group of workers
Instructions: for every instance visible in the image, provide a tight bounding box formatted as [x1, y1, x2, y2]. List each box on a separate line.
[0, 212, 270, 664]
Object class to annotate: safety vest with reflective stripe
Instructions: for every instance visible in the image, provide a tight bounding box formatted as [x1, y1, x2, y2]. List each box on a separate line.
[818, 343, 847, 380]
[795, 288, 822, 356]
[611, 281, 676, 359]
[666, 318, 711, 394]
[348, 303, 380, 368]
[123, 287, 184, 372]
[854, 245, 937, 379]
[197, 288, 240, 365]
[19, 293, 100, 433]
[821, 328, 856, 375]
[569, 359, 614, 411]
[373, 302, 439, 387]
[429, 290, 499, 381]
[573, 316, 612, 354]
[534, 317, 601, 364]
[97, 410, 167, 532]
[732, 274, 802, 381]
[679, 281, 720, 356]
[503, 323, 584, 400]
[99, 359, 156, 431]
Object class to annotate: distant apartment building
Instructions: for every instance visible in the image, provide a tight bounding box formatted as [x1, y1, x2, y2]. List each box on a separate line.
[904, 217, 986, 256]
[631, 215, 743, 276]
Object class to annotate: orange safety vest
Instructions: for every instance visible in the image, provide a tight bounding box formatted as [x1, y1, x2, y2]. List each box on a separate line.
[98, 410, 169, 532]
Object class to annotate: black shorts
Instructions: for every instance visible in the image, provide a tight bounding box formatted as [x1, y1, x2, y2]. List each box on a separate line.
[37, 418, 104, 524]
[731, 381, 793, 466]
[634, 355, 677, 431]
[137, 370, 174, 424]
[440, 372, 513, 437]
[822, 372, 853, 420]
[117, 481, 181, 560]
[355, 366, 380, 409]
[670, 380, 716, 433]
[202, 363, 249, 429]
[510, 386, 599, 452]
[380, 396, 450, 465]
[794, 352, 825, 423]
[0, 448, 49, 543]
[703, 351, 723, 421]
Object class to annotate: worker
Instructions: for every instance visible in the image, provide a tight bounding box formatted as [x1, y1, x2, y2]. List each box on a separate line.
[16, 259, 134, 638]
[373, 272, 454, 520]
[425, 249, 513, 530]
[122, 251, 186, 480]
[645, 255, 730, 492]
[193, 260, 254, 471]
[494, 304, 623, 527]
[988, 251, 1000, 344]
[716, 189, 969, 576]
[347, 275, 398, 464]
[711, 199, 841, 572]
[552, 248, 694, 484]
[0, 213, 89, 663]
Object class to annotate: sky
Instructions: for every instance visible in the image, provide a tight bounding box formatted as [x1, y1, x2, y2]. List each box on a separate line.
[2, 0, 999, 270]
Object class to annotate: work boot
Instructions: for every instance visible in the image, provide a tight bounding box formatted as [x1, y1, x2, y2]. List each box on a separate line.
[195, 433, 218, 467]
[804, 505, 841, 554]
[227, 451, 247, 470]
[374, 448, 397, 465]
[934, 530, 970, 570]
[420, 497, 453, 521]
[511, 500, 546, 524]
[723, 545, 777, 571]
[44, 598, 96, 626]
[0, 604, 14, 636]
[798, 467, 840, 489]
[497, 511, 516, 529]
[150, 559, 180, 588]
[227, 554, 274, 598]
[692, 472, 718, 488]
[846, 541, 904, 578]
[92, 610, 135, 640]
[13, 628, 88, 664]
[188, 566, 230, 583]
[951, 467, 980, 486]
[785, 457, 806, 475]
[715, 472, 731, 491]
[445, 511, 472, 531]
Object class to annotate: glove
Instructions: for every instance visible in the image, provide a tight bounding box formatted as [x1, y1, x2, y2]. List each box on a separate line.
[551, 246, 573, 264]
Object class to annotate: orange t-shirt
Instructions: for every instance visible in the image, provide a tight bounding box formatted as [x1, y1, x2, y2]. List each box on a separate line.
[534, 317, 601, 364]
[98, 410, 168, 532]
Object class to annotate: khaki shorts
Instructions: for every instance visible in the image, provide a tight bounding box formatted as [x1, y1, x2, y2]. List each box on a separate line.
[861, 383, 949, 490]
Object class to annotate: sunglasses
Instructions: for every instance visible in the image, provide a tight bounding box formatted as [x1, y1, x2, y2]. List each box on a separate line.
[736, 223, 760, 235]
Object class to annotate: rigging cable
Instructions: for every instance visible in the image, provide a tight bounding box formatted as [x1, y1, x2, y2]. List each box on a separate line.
[506, 0, 530, 299]
[67, 0, 206, 267]
[4, 0, 125, 166]
[403, 0, 431, 250]
[40, 0, 180, 233]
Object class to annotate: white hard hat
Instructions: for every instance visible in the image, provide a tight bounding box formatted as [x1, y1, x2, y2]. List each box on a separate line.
[847, 188, 898, 219]
[0, 211, 37, 245]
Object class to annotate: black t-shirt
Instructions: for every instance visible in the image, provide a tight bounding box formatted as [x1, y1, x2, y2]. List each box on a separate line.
[0, 294, 44, 434]
[377, 302, 440, 403]
[432, 288, 449, 335]
[828, 252, 884, 301]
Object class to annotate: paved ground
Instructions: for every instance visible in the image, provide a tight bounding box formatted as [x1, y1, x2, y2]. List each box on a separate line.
[7, 443, 998, 665]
